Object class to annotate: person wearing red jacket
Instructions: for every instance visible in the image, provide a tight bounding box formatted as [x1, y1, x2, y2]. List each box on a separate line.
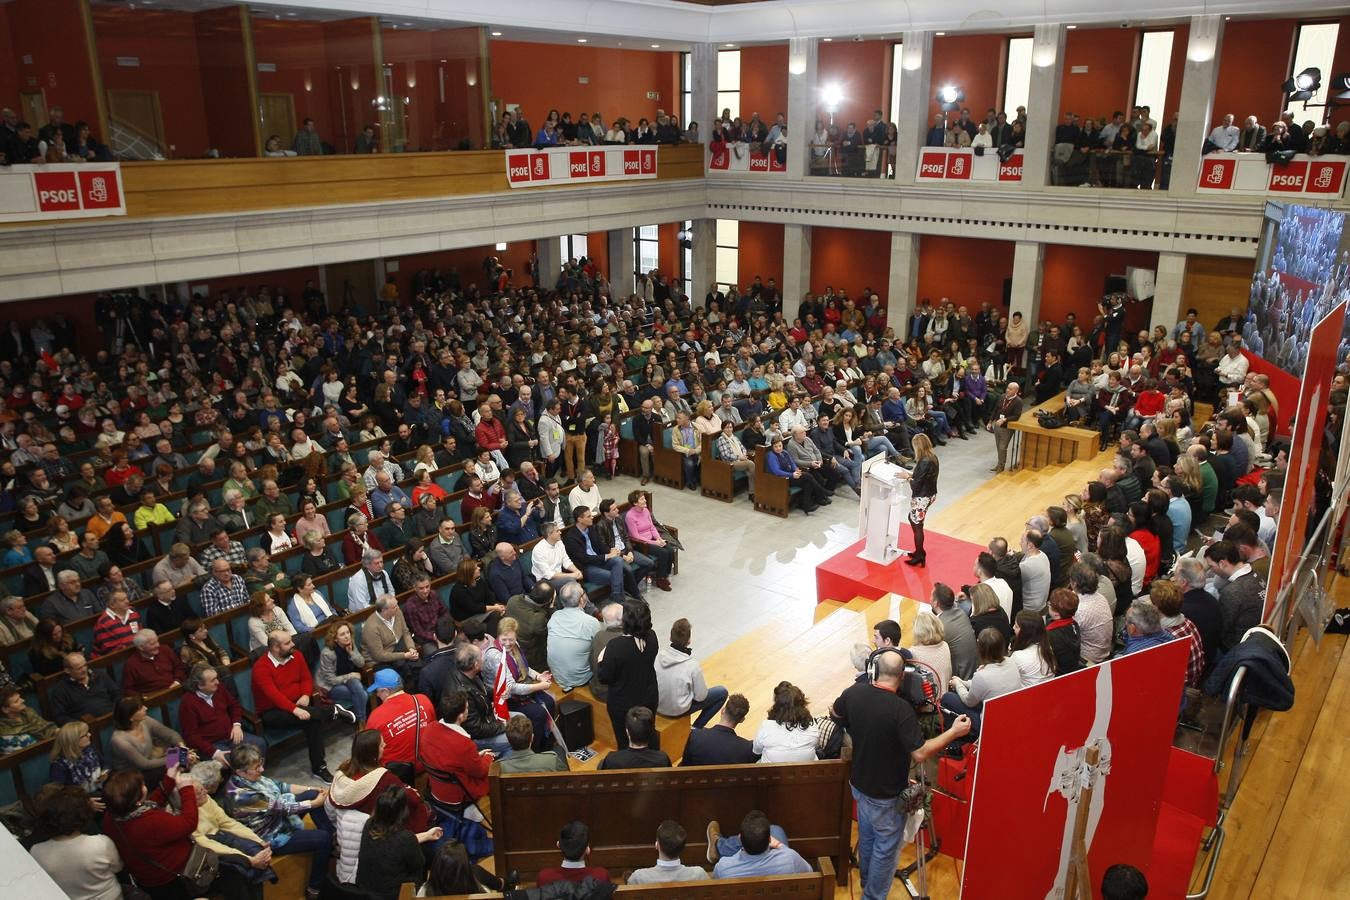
[418, 689, 495, 808]
[251, 631, 355, 780]
[103, 768, 199, 898]
[122, 629, 187, 696]
[474, 403, 510, 468]
[178, 664, 266, 763]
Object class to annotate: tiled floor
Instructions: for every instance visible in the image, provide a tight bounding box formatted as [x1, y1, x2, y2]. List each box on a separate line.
[270, 430, 1000, 782]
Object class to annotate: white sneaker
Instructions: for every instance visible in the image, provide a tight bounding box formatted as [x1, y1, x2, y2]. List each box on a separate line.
[332, 703, 357, 724]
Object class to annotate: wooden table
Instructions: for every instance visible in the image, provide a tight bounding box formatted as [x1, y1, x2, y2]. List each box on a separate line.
[1007, 392, 1100, 470]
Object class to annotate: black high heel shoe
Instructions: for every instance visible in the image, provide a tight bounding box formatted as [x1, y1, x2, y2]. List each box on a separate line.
[904, 555, 926, 567]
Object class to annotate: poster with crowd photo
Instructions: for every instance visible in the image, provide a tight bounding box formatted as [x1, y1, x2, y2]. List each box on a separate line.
[1245, 202, 1350, 375]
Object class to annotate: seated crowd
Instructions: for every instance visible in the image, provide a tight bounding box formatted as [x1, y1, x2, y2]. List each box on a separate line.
[0, 237, 1307, 899]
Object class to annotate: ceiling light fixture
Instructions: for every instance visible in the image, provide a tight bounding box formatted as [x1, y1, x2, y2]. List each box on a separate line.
[577, 38, 588, 43]
[935, 32, 945, 36]
[1066, 24, 1077, 30]
[822, 37, 833, 42]
[651, 44, 660, 48]
[491, 31, 502, 36]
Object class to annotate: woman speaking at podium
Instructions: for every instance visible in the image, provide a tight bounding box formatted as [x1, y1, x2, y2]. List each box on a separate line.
[902, 434, 939, 567]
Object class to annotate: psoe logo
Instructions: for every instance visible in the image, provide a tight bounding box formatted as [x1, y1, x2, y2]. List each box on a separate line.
[506, 153, 532, 183]
[918, 152, 947, 179]
[569, 152, 589, 178]
[947, 155, 970, 179]
[1198, 158, 1234, 190]
[589, 152, 606, 177]
[1305, 161, 1345, 194]
[623, 151, 642, 175]
[530, 153, 551, 180]
[998, 159, 1023, 181]
[1268, 161, 1308, 192]
[748, 153, 770, 172]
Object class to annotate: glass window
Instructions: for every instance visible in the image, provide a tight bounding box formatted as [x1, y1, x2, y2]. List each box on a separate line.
[1284, 22, 1340, 119]
[1003, 37, 1033, 119]
[715, 218, 739, 291]
[379, 25, 487, 152]
[558, 234, 587, 262]
[717, 49, 741, 118]
[681, 219, 693, 299]
[635, 226, 659, 278]
[1134, 30, 1175, 126]
[682, 52, 692, 131]
[888, 42, 904, 126]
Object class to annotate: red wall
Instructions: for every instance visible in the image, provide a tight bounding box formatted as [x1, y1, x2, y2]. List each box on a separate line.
[1058, 29, 1137, 121]
[736, 222, 784, 291]
[1213, 19, 1298, 126]
[916, 235, 1014, 311]
[817, 40, 890, 129]
[489, 42, 678, 129]
[0, 6, 19, 114]
[381, 26, 484, 151]
[195, 7, 255, 158]
[92, 6, 212, 158]
[930, 33, 1008, 121]
[6, 0, 101, 133]
[251, 19, 336, 141]
[737, 45, 788, 124]
[1041, 245, 1159, 325]
[1163, 24, 1190, 126]
[185, 267, 322, 304]
[809, 227, 891, 307]
[323, 18, 379, 154]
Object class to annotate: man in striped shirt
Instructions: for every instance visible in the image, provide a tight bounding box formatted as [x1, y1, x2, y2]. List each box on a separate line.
[92, 590, 140, 657]
[201, 558, 251, 617]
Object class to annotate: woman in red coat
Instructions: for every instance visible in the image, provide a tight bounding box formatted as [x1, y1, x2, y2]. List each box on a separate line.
[103, 767, 200, 899]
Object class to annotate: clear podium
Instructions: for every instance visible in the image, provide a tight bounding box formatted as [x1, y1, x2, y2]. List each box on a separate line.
[856, 452, 911, 564]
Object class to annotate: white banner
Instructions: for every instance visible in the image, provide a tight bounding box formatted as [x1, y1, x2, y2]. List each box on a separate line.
[503, 146, 657, 188]
[0, 163, 126, 223]
[1196, 152, 1347, 198]
[915, 147, 1024, 184]
[707, 142, 787, 174]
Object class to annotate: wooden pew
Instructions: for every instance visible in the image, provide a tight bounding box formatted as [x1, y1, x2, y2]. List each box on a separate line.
[393, 860, 836, 899]
[1006, 391, 1100, 471]
[750, 447, 793, 518]
[488, 760, 852, 886]
[650, 423, 685, 490]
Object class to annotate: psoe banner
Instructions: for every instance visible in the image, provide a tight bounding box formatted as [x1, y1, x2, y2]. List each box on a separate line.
[504, 146, 657, 188]
[707, 142, 787, 174]
[0, 163, 126, 223]
[1195, 152, 1347, 197]
[915, 147, 1023, 184]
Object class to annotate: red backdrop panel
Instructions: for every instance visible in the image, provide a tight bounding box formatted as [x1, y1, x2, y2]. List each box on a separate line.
[1213, 19, 1298, 125]
[917, 235, 1014, 312]
[0, 5, 20, 113]
[1058, 29, 1137, 122]
[490, 42, 677, 132]
[962, 642, 1189, 899]
[1265, 301, 1345, 617]
[738, 45, 788, 124]
[6, 0, 102, 134]
[816, 40, 890, 130]
[809, 227, 891, 308]
[1041, 245, 1160, 326]
[251, 19, 337, 135]
[930, 34, 1008, 121]
[737, 221, 785, 293]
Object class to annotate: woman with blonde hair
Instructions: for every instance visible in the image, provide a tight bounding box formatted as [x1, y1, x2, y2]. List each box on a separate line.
[908, 612, 952, 689]
[412, 444, 437, 476]
[49, 721, 105, 795]
[967, 583, 1012, 643]
[901, 433, 939, 568]
[1062, 494, 1089, 554]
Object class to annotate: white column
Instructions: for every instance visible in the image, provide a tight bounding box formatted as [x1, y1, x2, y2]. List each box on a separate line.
[691, 219, 716, 304]
[785, 37, 819, 180]
[535, 237, 561, 289]
[690, 43, 718, 137]
[893, 31, 932, 186]
[608, 228, 635, 298]
[1009, 241, 1044, 324]
[1020, 23, 1065, 190]
[1151, 252, 1187, 330]
[1168, 16, 1225, 198]
[887, 232, 920, 326]
[783, 224, 812, 310]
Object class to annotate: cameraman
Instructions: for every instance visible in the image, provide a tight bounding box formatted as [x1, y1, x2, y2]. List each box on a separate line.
[832, 649, 970, 900]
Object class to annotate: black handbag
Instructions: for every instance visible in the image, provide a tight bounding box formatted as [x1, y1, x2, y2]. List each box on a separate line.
[1036, 409, 1065, 430]
[115, 814, 220, 895]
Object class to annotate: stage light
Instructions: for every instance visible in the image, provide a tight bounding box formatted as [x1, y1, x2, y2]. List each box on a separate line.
[1282, 67, 1321, 103]
[936, 85, 964, 111]
[822, 84, 844, 112]
[1331, 72, 1350, 100]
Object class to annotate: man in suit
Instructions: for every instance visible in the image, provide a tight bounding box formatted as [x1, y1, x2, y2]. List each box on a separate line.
[22, 545, 59, 598]
[1237, 115, 1266, 152]
[680, 693, 759, 766]
[989, 381, 1023, 474]
[562, 506, 639, 600]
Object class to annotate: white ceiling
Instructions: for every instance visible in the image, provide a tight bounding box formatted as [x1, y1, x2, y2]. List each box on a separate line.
[77, 0, 1350, 47]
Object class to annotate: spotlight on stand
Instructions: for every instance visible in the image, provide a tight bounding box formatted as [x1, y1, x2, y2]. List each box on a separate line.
[1332, 72, 1350, 100]
[1281, 67, 1322, 103]
[821, 83, 844, 125]
[936, 85, 965, 112]
[677, 229, 692, 250]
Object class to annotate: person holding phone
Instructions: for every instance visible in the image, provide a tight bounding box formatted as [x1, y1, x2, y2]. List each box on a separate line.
[109, 695, 193, 778]
[831, 647, 971, 900]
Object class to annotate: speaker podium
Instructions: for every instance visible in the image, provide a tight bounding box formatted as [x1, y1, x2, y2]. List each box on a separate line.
[857, 452, 911, 564]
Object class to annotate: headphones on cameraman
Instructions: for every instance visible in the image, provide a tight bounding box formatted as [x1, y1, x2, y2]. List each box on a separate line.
[865, 646, 906, 684]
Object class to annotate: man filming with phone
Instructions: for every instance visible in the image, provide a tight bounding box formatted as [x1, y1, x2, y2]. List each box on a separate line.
[831, 648, 971, 900]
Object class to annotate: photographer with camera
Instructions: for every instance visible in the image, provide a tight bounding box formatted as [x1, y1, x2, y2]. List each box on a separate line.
[831, 648, 971, 900]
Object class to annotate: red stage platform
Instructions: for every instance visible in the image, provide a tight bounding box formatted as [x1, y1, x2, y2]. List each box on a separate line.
[815, 529, 988, 604]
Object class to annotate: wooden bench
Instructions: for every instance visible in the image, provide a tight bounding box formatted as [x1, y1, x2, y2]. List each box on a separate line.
[488, 760, 852, 886]
[548, 683, 691, 761]
[394, 859, 836, 899]
[751, 447, 796, 518]
[1007, 391, 1099, 470]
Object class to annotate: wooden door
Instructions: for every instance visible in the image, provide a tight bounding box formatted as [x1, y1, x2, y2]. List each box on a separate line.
[258, 93, 295, 148]
[324, 260, 377, 316]
[107, 89, 165, 149]
[19, 91, 45, 130]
